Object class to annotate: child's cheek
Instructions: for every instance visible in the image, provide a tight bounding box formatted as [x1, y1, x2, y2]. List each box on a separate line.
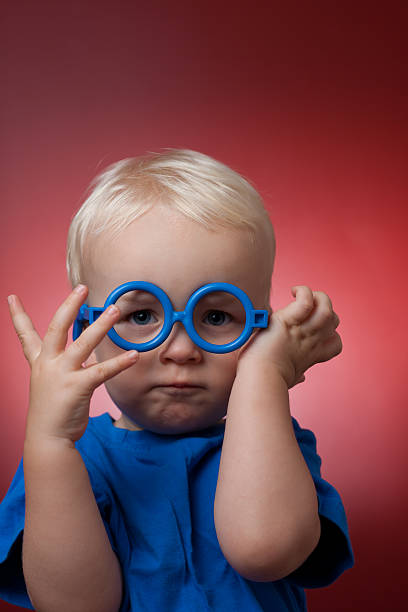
[93, 336, 123, 362]
[217, 351, 241, 381]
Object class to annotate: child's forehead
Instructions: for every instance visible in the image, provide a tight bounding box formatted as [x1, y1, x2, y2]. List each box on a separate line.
[84, 207, 270, 304]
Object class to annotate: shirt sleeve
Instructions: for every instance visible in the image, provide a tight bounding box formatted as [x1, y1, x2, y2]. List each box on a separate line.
[287, 418, 354, 588]
[0, 455, 119, 609]
[0, 459, 33, 609]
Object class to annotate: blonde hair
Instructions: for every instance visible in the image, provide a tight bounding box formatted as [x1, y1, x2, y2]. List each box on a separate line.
[66, 149, 275, 288]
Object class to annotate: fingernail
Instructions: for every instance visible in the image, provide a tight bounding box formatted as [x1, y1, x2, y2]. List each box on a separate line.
[74, 284, 86, 294]
[106, 305, 118, 315]
[7, 295, 15, 306]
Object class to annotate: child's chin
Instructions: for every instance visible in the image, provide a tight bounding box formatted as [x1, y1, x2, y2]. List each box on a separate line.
[144, 405, 219, 435]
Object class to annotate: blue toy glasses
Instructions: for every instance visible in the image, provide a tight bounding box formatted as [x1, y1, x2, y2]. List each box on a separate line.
[73, 281, 269, 354]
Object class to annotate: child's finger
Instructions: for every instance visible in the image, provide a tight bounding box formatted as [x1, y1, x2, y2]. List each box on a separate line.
[84, 350, 139, 391]
[65, 304, 122, 368]
[42, 285, 88, 357]
[301, 291, 338, 333]
[7, 295, 43, 365]
[317, 332, 343, 362]
[280, 286, 315, 326]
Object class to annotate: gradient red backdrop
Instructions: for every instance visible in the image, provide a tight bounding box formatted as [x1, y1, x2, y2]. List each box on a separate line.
[1, 1, 407, 610]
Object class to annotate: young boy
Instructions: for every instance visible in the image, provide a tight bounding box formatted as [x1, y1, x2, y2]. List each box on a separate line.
[0, 150, 353, 611]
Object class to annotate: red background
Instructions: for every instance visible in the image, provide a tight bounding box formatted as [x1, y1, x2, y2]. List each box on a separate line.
[1, 1, 407, 610]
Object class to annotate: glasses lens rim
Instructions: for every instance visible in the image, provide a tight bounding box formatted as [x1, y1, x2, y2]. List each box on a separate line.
[190, 290, 247, 346]
[112, 289, 165, 344]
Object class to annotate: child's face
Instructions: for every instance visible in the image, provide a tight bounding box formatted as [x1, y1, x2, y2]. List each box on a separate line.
[84, 203, 271, 434]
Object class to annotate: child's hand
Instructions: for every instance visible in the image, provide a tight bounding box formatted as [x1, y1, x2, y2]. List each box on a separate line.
[237, 286, 342, 388]
[8, 285, 139, 445]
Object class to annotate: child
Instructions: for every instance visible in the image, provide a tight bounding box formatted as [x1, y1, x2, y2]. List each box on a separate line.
[0, 150, 353, 611]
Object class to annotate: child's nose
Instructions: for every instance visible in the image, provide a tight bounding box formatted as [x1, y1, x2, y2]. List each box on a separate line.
[158, 322, 202, 364]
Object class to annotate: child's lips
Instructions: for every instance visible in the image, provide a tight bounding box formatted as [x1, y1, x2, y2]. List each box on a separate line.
[155, 383, 204, 394]
[159, 381, 203, 388]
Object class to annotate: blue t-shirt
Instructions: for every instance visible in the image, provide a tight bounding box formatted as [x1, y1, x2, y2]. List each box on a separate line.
[0, 413, 354, 611]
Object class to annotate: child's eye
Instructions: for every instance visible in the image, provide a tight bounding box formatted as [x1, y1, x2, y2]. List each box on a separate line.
[130, 310, 156, 325]
[203, 310, 232, 326]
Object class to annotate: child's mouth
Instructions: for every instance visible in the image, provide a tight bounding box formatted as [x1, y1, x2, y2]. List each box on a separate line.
[156, 384, 203, 394]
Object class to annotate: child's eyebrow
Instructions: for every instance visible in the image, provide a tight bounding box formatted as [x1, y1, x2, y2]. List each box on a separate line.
[118, 291, 156, 304]
[200, 293, 240, 306]
[116, 290, 241, 308]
